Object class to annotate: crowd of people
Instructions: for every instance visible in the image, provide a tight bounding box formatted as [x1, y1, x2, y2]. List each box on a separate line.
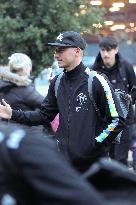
[0, 31, 136, 204]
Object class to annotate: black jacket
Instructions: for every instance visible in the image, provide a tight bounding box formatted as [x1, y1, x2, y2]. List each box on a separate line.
[0, 70, 44, 111]
[11, 62, 125, 170]
[0, 123, 105, 205]
[92, 53, 135, 95]
[92, 53, 136, 126]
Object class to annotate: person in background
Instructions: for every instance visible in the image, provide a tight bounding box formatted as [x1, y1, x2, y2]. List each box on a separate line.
[0, 32, 125, 173]
[92, 35, 136, 166]
[0, 53, 51, 133]
[0, 53, 44, 111]
[0, 122, 106, 205]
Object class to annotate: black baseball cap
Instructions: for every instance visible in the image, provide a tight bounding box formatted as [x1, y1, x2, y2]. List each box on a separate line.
[99, 35, 118, 51]
[47, 31, 86, 50]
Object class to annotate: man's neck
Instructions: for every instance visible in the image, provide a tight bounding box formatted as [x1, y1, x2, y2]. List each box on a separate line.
[104, 61, 116, 69]
[65, 60, 81, 72]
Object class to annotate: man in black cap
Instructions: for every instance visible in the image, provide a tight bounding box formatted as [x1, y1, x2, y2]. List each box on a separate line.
[0, 31, 125, 172]
[92, 35, 136, 166]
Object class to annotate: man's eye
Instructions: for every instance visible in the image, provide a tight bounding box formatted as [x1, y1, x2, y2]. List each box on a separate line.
[59, 49, 65, 52]
[56, 48, 66, 53]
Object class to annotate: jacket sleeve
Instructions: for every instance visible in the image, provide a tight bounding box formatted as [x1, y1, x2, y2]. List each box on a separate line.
[93, 74, 125, 143]
[7, 130, 105, 205]
[11, 78, 58, 125]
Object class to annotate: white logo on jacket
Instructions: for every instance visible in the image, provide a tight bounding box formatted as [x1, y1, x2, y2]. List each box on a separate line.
[76, 93, 88, 112]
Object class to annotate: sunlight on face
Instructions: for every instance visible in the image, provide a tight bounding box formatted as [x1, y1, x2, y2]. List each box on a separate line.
[54, 47, 81, 71]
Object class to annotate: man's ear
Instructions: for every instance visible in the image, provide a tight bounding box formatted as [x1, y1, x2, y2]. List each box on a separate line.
[74, 47, 81, 53]
[115, 46, 119, 54]
[75, 48, 82, 57]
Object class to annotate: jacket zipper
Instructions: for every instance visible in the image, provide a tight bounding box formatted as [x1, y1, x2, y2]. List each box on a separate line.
[67, 81, 72, 145]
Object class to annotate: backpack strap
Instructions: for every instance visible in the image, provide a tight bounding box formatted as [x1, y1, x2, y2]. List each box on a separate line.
[55, 72, 64, 98]
[87, 70, 100, 113]
[85, 68, 101, 118]
[118, 66, 128, 89]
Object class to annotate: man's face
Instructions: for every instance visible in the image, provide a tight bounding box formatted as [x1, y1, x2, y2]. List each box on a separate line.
[100, 47, 118, 68]
[54, 47, 80, 71]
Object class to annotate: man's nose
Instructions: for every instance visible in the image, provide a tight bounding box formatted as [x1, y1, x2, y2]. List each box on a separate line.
[103, 50, 108, 56]
[54, 52, 58, 58]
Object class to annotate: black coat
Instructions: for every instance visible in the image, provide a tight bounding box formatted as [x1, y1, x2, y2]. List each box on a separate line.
[0, 70, 52, 132]
[11, 62, 125, 171]
[0, 80, 44, 111]
[92, 53, 136, 95]
[92, 53, 136, 142]
[0, 122, 105, 205]
[0, 75, 44, 111]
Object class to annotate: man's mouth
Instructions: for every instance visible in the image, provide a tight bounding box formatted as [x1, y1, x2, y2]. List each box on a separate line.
[104, 57, 109, 60]
[58, 60, 63, 63]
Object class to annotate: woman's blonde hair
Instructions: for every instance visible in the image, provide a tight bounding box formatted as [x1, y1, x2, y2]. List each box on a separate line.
[8, 53, 32, 72]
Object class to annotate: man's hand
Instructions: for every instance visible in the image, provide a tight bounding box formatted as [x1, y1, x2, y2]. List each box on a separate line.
[0, 99, 12, 119]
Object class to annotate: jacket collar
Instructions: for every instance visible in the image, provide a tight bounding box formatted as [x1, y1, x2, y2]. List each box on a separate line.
[64, 62, 86, 79]
[93, 52, 123, 73]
